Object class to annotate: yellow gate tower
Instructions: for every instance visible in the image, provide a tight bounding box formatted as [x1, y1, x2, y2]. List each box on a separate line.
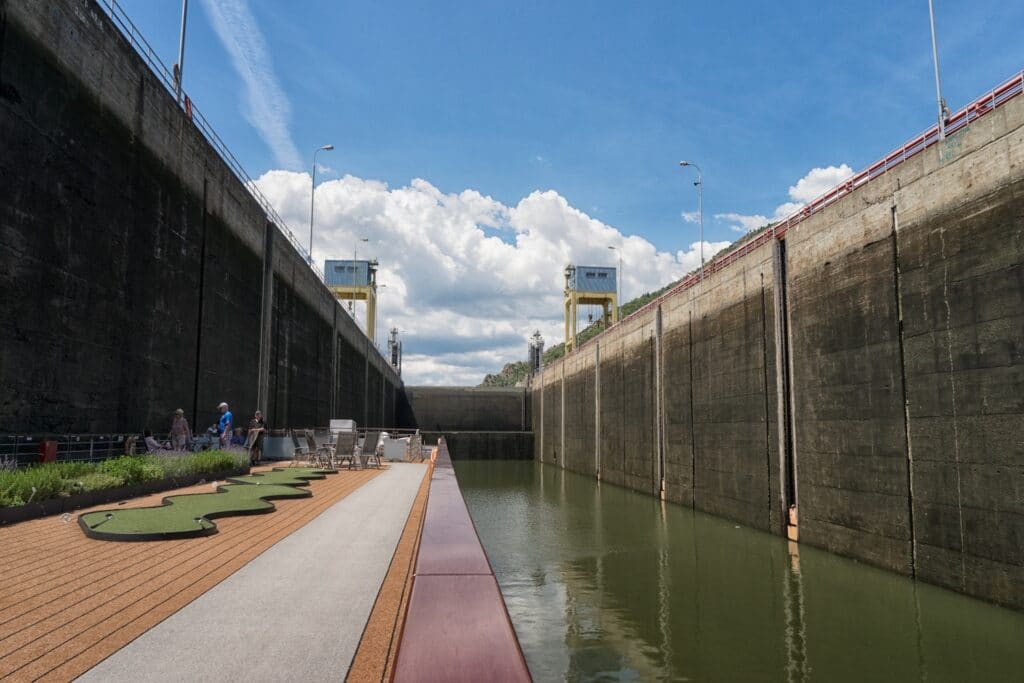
[325, 259, 378, 339]
[564, 264, 618, 352]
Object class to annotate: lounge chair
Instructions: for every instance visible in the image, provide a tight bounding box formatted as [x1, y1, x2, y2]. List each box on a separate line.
[333, 429, 359, 470]
[291, 431, 311, 466]
[304, 431, 334, 469]
[359, 431, 383, 469]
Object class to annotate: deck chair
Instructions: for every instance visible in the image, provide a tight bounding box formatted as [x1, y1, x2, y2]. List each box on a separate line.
[304, 431, 333, 469]
[316, 430, 338, 469]
[359, 431, 383, 469]
[290, 431, 311, 466]
[333, 429, 359, 469]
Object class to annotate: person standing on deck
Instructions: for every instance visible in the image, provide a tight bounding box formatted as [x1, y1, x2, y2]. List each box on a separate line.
[217, 402, 233, 449]
[248, 410, 266, 466]
[170, 408, 192, 451]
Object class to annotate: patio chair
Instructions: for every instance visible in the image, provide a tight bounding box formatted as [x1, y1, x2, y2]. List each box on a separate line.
[304, 431, 333, 469]
[333, 429, 359, 470]
[291, 431, 312, 466]
[315, 431, 337, 469]
[359, 431, 383, 469]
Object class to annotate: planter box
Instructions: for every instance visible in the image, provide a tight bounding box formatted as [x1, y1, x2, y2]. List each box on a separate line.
[0, 465, 250, 526]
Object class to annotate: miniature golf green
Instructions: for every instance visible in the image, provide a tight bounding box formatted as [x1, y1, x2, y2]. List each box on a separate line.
[79, 468, 337, 541]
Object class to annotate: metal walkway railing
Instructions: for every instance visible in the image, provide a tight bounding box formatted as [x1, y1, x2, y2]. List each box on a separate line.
[96, 0, 324, 280]
[593, 68, 1024, 349]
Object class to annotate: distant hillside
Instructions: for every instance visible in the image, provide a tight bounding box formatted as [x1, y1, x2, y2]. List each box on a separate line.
[480, 361, 530, 387]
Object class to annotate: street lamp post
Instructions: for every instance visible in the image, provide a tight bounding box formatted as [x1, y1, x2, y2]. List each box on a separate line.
[351, 237, 368, 316]
[309, 144, 334, 265]
[174, 0, 188, 106]
[678, 161, 704, 281]
[607, 245, 622, 319]
[928, 0, 948, 140]
[375, 284, 388, 348]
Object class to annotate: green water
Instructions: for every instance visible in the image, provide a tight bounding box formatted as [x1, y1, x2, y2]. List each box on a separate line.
[455, 461, 1024, 683]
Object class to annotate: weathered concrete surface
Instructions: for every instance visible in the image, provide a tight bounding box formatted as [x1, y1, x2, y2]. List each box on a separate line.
[398, 386, 528, 431]
[787, 228, 913, 574]
[691, 275, 778, 532]
[542, 378, 562, 465]
[532, 89, 1024, 608]
[421, 431, 534, 460]
[598, 341, 626, 487]
[0, 0, 399, 433]
[561, 353, 597, 476]
[661, 309, 696, 507]
[898, 180, 1024, 606]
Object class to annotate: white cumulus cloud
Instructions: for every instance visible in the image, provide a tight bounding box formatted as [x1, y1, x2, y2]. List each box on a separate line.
[199, 0, 302, 170]
[254, 171, 730, 385]
[715, 212, 771, 233]
[715, 163, 855, 233]
[787, 164, 855, 204]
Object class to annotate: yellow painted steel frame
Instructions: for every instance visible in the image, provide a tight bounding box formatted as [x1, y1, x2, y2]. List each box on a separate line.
[564, 291, 618, 351]
[328, 284, 377, 339]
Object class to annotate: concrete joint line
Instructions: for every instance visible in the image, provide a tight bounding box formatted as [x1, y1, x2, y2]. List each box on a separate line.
[938, 223, 967, 589]
[595, 341, 601, 479]
[891, 206, 918, 578]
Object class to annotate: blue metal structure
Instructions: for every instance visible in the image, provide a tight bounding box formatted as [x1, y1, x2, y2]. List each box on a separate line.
[325, 259, 374, 287]
[567, 266, 617, 293]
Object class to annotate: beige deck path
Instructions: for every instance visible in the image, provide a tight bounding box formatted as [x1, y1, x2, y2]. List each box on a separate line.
[0, 465, 382, 681]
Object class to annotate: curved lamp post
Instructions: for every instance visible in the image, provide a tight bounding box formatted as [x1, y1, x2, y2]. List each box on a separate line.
[678, 160, 704, 281]
[309, 144, 334, 265]
[607, 245, 622, 319]
[351, 237, 368, 315]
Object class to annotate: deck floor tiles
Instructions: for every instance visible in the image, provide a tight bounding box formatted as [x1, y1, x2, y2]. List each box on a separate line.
[77, 462, 428, 682]
[0, 464, 382, 681]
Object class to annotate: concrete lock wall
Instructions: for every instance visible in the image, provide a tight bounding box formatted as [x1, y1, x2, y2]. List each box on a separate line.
[0, 0, 400, 433]
[399, 386, 529, 432]
[532, 93, 1024, 609]
[420, 431, 534, 460]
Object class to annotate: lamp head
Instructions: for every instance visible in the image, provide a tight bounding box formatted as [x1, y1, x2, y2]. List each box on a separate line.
[679, 161, 690, 167]
[321, 144, 335, 151]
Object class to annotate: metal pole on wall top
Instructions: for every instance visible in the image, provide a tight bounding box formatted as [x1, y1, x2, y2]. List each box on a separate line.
[352, 237, 368, 317]
[309, 144, 334, 265]
[928, 0, 947, 140]
[607, 245, 621, 319]
[679, 161, 704, 281]
[174, 0, 188, 105]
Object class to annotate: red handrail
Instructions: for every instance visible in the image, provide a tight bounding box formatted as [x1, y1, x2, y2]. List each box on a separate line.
[555, 68, 1024, 365]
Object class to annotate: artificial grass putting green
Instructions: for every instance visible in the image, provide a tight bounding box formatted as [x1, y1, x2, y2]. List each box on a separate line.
[79, 468, 336, 541]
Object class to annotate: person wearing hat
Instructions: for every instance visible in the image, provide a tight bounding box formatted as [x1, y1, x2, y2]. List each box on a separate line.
[169, 408, 192, 451]
[217, 402, 233, 449]
[248, 410, 267, 466]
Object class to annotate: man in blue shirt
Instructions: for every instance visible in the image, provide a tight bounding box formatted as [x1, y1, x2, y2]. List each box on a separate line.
[217, 402, 233, 449]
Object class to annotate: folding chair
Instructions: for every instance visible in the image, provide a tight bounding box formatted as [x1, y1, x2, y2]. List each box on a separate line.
[360, 431, 383, 469]
[333, 430, 359, 469]
[291, 431, 311, 466]
[304, 431, 333, 469]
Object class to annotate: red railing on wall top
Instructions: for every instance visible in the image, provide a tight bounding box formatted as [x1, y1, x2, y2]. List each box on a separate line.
[553, 68, 1024, 367]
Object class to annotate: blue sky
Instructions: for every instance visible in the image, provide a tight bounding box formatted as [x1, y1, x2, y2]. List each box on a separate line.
[114, 0, 1023, 383]
[118, 0, 1022, 250]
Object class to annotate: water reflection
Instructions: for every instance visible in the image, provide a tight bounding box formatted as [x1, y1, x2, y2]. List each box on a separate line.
[456, 461, 1024, 682]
